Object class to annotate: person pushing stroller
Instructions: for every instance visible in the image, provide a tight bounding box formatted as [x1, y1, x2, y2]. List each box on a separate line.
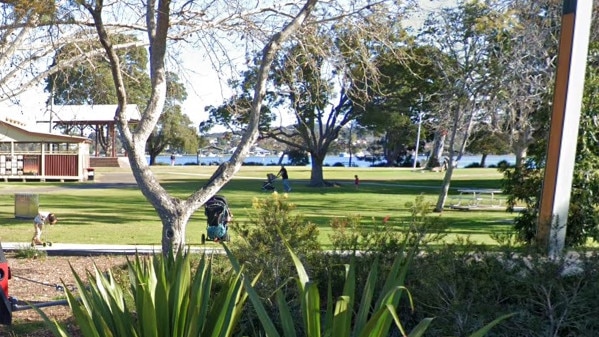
[277, 165, 291, 192]
[31, 211, 57, 245]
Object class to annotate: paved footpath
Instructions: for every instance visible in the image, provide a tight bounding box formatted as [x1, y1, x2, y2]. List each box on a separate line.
[0, 242, 224, 256]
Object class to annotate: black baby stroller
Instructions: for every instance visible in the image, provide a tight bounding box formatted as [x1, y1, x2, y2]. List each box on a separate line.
[261, 173, 277, 192]
[201, 195, 232, 244]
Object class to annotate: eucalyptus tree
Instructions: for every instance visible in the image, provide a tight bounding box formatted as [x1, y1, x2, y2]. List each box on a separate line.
[205, 4, 411, 186]
[418, 0, 511, 212]
[490, 0, 562, 169]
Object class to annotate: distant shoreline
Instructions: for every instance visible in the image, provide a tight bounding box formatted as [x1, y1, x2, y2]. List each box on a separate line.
[150, 154, 516, 168]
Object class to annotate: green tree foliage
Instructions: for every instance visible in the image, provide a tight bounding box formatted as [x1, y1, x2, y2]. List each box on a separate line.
[46, 34, 151, 107]
[3, 0, 56, 18]
[146, 72, 200, 165]
[467, 129, 510, 167]
[359, 45, 444, 166]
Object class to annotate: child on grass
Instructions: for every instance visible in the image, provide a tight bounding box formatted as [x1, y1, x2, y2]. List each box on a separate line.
[32, 211, 57, 245]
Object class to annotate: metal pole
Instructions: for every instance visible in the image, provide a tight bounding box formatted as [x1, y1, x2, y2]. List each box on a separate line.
[413, 112, 423, 169]
[11, 299, 70, 312]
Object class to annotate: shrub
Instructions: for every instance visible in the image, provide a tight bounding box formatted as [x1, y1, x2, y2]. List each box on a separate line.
[13, 245, 47, 259]
[230, 193, 320, 292]
[328, 195, 447, 259]
[405, 248, 599, 336]
[226, 228, 513, 337]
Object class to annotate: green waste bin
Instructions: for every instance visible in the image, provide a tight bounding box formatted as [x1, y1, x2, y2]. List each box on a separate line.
[14, 193, 39, 219]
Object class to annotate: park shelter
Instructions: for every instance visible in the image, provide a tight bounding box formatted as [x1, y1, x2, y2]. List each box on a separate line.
[47, 104, 141, 167]
[0, 117, 91, 182]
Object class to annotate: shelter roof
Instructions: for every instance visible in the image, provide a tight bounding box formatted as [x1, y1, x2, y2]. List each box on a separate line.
[49, 104, 141, 124]
[0, 118, 90, 143]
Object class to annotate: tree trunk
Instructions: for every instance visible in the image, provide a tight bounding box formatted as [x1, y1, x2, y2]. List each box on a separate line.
[426, 130, 446, 169]
[514, 147, 527, 168]
[158, 204, 194, 253]
[435, 163, 455, 212]
[309, 152, 326, 186]
[435, 111, 462, 212]
[480, 153, 488, 167]
[512, 137, 528, 169]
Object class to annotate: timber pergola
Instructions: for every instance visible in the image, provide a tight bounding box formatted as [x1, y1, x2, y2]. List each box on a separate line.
[45, 104, 141, 157]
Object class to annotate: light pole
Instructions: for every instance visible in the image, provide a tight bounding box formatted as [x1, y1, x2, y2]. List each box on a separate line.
[413, 111, 423, 170]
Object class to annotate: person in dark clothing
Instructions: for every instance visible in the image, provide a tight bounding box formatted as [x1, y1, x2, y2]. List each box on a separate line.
[277, 165, 291, 192]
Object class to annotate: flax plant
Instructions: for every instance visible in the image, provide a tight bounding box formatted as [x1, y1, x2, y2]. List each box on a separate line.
[36, 250, 250, 337]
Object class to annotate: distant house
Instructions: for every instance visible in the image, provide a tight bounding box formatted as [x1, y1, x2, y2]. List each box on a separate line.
[0, 118, 91, 182]
[252, 146, 271, 156]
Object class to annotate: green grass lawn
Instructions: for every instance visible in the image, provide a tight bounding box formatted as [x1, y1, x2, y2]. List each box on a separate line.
[0, 165, 520, 248]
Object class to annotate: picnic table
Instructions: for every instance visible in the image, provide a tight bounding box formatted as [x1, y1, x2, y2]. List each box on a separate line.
[450, 188, 504, 210]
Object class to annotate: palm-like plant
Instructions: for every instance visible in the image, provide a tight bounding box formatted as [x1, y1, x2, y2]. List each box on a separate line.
[36, 250, 250, 337]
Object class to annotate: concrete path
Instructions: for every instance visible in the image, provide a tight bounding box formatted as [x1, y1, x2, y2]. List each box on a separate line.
[0, 242, 223, 256]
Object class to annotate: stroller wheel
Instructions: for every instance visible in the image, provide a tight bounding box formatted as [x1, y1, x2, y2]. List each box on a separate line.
[224, 233, 230, 242]
[201, 234, 206, 245]
[47, 242, 53, 247]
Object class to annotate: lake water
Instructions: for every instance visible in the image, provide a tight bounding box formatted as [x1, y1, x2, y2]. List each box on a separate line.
[152, 153, 516, 168]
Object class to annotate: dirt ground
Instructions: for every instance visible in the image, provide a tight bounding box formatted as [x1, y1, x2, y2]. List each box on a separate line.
[1, 253, 129, 337]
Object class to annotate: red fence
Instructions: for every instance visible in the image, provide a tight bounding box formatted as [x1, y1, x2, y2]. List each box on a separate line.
[44, 155, 78, 176]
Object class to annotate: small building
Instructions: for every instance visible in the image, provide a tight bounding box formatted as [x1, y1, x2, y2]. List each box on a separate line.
[0, 118, 91, 182]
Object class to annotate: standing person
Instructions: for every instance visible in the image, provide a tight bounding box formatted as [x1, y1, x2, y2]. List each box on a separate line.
[354, 175, 359, 189]
[170, 154, 176, 166]
[277, 165, 291, 192]
[31, 211, 57, 245]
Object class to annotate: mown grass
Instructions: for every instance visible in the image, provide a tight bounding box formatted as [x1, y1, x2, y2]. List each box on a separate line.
[0, 165, 519, 248]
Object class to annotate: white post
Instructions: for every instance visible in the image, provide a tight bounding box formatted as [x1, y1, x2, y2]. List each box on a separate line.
[537, 0, 593, 256]
[413, 112, 423, 169]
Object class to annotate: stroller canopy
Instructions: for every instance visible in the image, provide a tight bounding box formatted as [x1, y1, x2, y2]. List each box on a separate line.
[204, 195, 230, 227]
